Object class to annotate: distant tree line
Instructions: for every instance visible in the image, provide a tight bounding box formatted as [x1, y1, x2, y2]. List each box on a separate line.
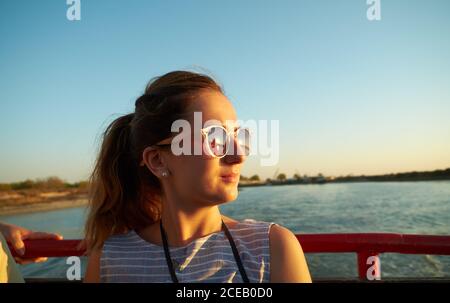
[240, 167, 450, 186]
[240, 175, 261, 181]
[3, 167, 449, 192]
[0, 176, 89, 191]
[333, 168, 450, 182]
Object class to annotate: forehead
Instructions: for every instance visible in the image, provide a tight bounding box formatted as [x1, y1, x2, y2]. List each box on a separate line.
[187, 90, 238, 127]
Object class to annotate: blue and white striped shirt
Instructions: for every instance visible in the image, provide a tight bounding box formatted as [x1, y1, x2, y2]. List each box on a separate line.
[100, 219, 275, 283]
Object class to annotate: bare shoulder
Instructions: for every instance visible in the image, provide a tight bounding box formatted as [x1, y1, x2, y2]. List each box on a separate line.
[269, 224, 312, 283]
[269, 224, 298, 245]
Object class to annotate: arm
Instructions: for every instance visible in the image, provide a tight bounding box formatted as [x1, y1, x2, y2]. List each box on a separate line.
[269, 224, 312, 283]
[84, 248, 101, 283]
[0, 221, 63, 264]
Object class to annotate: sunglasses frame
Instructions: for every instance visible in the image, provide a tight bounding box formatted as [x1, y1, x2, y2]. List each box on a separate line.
[200, 125, 251, 159]
[151, 125, 251, 158]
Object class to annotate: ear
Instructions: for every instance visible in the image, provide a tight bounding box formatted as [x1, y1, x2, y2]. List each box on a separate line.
[141, 146, 168, 177]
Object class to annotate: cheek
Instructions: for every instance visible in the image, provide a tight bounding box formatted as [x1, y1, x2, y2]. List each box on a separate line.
[172, 157, 216, 190]
[173, 158, 237, 202]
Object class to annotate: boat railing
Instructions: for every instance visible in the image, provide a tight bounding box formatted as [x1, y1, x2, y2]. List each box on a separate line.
[296, 233, 450, 280]
[7, 233, 450, 282]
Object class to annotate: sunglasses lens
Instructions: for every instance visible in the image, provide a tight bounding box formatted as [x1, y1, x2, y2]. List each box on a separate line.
[206, 126, 227, 157]
[236, 128, 251, 156]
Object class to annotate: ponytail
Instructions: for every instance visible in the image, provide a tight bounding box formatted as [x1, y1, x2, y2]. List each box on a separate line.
[84, 113, 160, 251]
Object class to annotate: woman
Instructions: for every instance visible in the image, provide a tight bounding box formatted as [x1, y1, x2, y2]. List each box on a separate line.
[84, 71, 311, 283]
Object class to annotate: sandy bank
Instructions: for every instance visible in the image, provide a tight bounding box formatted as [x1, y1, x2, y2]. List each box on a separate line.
[0, 198, 88, 216]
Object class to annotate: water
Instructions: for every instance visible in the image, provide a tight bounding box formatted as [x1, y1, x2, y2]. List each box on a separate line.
[1, 181, 449, 280]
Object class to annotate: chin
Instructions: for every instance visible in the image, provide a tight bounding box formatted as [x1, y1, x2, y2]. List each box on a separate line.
[222, 187, 239, 202]
[210, 189, 238, 205]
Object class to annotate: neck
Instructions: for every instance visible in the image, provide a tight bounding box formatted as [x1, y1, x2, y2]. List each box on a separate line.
[160, 197, 223, 247]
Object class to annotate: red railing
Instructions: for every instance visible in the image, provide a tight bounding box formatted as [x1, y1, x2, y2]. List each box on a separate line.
[297, 233, 450, 280]
[8, 233, 450, 281]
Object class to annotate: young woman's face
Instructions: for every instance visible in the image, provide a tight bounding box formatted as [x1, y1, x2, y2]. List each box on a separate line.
[163, 90, 247, 207]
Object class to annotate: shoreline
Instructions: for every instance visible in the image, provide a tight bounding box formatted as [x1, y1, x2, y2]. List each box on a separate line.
[239, 178, 450, 188]
[0, 198, 88, 216]
[1, 179, 449, 216]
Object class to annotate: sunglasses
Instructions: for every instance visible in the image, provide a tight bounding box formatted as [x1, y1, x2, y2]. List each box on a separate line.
[155, 125, 251, 158]
[201, 125, 251, 158]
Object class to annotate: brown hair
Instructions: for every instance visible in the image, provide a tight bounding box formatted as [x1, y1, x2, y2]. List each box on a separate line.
[84, 71, 223, 251]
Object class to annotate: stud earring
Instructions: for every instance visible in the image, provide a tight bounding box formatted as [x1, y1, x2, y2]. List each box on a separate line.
[162, 171, 168, 177]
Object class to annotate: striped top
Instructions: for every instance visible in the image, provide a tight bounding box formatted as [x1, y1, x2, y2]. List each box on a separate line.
[100, 219, 276, 283]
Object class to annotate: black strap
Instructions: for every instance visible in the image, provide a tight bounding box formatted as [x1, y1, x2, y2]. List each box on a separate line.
[222, 219, 250, 283]
[160, 219, 250, 283]
[160, 220, 179, 283]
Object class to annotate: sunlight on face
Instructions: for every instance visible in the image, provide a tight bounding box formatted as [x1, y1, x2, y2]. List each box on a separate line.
[166, 90, 246, 207]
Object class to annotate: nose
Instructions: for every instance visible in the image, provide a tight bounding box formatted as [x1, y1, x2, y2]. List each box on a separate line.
[222, 136, 246, 164]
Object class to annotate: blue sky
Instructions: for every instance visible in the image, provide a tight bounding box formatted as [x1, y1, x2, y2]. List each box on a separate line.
[1, 0, 449, 183]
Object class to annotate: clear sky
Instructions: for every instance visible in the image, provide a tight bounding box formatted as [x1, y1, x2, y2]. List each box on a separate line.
[1, 0, 449, 183]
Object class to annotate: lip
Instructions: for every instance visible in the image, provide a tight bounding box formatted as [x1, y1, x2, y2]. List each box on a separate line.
[220, 173, 239, 183]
